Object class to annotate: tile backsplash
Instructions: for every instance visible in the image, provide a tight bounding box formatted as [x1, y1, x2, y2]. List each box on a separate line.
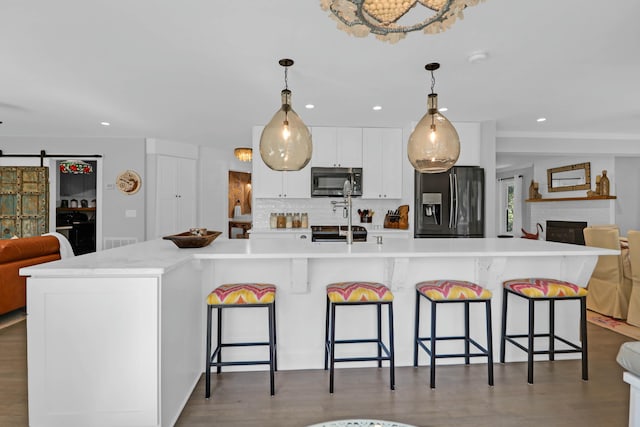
[253, 198, 409, 230]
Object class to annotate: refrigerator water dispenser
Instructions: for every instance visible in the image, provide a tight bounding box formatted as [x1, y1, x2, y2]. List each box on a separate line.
[421, 193, 442, 225]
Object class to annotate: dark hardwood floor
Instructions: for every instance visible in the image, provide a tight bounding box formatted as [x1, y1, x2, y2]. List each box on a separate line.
[0, 320, 632, 427]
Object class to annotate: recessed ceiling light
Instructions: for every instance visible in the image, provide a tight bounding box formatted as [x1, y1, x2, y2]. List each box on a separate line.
[373, 105, 382, 111]
[305, 104, 315, 109]
[100, 121, 111, 126]
[468, 50, 489, 63]
[438, 107, 448, 112]
[536, 117, 547, 122]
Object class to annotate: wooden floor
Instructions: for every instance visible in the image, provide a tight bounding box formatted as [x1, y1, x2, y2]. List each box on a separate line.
[0, 320, 632, 427]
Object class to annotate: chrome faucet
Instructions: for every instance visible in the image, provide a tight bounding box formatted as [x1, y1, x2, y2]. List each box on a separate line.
[330, 176, 354, 244]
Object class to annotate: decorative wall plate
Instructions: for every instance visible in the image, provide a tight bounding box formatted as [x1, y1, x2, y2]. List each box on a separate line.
[116, 170, 141, 195]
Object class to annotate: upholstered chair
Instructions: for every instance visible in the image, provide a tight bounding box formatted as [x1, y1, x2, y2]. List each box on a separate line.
[625, 231, 640, 326]
[583, 227, 632, 319]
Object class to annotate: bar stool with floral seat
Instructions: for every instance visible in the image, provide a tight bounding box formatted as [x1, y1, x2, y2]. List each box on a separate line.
[205, 283, 277, 398]
[500, 277, 588, 384]
[413, 279, 494, 388]
[324, 281, 395, 393]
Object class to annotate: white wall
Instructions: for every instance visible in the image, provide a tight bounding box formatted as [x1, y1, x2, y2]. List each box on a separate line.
[0, 137, 146, 246]
[496, 134, 640, 235]
[615, 157, 640, 235]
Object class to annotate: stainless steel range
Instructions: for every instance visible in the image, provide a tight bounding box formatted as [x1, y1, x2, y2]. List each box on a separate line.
[311, 225, 367, 242]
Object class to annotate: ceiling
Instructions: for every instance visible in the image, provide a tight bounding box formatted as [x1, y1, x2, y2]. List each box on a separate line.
[1, 0, 639, 153]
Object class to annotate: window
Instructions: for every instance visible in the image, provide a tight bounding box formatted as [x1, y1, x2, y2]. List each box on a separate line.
[498, 176, 522, 236]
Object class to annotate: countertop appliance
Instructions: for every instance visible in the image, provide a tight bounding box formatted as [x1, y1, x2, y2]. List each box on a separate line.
[311, 225, 367, 242]
[311, 167, 362, 197]
[414, 166, 484, 238]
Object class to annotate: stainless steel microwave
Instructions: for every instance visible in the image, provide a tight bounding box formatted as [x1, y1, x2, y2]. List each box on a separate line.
[311, 167, 362, 197]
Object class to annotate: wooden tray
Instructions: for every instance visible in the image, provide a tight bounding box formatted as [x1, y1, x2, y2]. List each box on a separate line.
[163, 231, 221, 248]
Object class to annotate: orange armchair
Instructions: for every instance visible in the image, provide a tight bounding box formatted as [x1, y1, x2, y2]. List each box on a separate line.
[0, 235, 61, 315]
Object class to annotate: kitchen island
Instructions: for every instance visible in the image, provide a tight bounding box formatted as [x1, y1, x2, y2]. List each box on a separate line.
[21, 237, 617, 427]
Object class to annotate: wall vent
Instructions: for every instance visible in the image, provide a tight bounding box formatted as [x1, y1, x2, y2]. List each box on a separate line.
[103, 237, 138, 250]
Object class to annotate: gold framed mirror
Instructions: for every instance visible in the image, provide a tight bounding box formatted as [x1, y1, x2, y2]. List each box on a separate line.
[547, 162, 591, 192]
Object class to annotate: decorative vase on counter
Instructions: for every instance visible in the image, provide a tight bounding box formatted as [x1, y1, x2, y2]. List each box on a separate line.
[600, 170, 610, 196]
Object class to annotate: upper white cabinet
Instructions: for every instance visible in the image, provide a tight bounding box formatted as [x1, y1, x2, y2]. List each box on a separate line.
[155, 155, 197, 237]
[362, 128, 403, 199]
[311, 127, 363, 168]
[454, 122, 481, 166]
[252, 126, 310, 198]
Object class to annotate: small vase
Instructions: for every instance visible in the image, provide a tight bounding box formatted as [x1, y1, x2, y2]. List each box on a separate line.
[600, 170, 610, 196]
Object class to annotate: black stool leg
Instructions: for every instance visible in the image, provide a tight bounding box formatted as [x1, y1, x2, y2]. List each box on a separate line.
[580, 296, 589, 380]
[216, 307, 223, 374]
[527, 298, 535, 384]
[273, 300, 278, 372]
[205, 305, 212, 398]
[430, 300, 437, 389]
[324, 296, 330, 371]
[485, 300, 494, 386]
[413, 290, 420, 367]
[388, 301, 395, 391]
[377, 303, 382, 368]
[500, 288, 508, 363]
[268, 303, 275, 396]
[549, 299, 555, 361]
[464, 301, 470, 365]
[329, 301, 337, 394]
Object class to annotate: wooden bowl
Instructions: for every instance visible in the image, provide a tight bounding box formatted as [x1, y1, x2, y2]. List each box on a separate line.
[163, 230, 222, 248]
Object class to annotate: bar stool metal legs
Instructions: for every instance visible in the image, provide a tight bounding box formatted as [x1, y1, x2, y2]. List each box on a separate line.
[205, 283, 277, 398]
[413, 283, 494, 388]
[500, 278, 588, 384]
[324, 281, 395, 393]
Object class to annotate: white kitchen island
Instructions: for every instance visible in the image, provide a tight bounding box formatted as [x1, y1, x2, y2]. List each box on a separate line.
[21, 237, 617, 427]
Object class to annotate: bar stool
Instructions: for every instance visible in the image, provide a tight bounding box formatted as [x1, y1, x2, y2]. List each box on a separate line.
[324, 281, 395, 393]
[205, 283, 277, 398]
[500, 278, 588, 384]
[413, 280, 494, 388]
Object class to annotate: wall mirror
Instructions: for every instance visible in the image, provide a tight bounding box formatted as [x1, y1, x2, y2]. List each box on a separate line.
[547, 162, 591, 192]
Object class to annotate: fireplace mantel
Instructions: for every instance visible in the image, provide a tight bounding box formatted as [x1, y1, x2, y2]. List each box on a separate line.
[526, 195, 616, 203]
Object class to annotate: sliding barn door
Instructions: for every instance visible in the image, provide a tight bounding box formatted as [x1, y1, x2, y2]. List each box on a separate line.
[0, 167, 49, 239]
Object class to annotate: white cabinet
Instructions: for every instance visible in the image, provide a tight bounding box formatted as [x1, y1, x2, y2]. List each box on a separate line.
[362, 128, 403, 199]
[311, 127, 362, 167]
[252, 126, 310, 198]
[454, 122, 481, 166]
[155, 155, 197, 237]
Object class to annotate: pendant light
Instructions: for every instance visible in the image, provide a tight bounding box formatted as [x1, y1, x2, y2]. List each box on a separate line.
[407, 63, 460, 173]
[259, 58, 312, 171]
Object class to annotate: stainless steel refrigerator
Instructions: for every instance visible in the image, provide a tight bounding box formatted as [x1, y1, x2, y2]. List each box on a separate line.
[414, 166, 485, 238]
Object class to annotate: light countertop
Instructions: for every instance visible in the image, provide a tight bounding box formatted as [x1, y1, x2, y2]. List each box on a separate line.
[21, 237, 618, 277]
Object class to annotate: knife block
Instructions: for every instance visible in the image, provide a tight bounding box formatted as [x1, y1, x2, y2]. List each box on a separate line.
[384, 205, 409, 229]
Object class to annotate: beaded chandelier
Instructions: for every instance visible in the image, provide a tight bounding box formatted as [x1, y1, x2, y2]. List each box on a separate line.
[320, 0, 484, 43]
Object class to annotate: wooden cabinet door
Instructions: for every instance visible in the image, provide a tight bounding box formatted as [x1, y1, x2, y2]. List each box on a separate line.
[0, 167, 49, 239]
[310, 127, 337, 167]
[336, 127, 363, 167]
[252, 126, 285, 198]
[362, 128, 402, 199]
[380, 128, 403, 199]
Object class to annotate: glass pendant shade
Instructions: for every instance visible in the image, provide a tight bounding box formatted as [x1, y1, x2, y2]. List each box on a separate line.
[408, 93, 460, 173]
[260, 89, 312, 171]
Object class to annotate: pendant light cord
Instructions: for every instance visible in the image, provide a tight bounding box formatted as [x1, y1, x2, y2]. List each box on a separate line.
[284, 66, 289, 91]
[430, 69, 436, 94]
